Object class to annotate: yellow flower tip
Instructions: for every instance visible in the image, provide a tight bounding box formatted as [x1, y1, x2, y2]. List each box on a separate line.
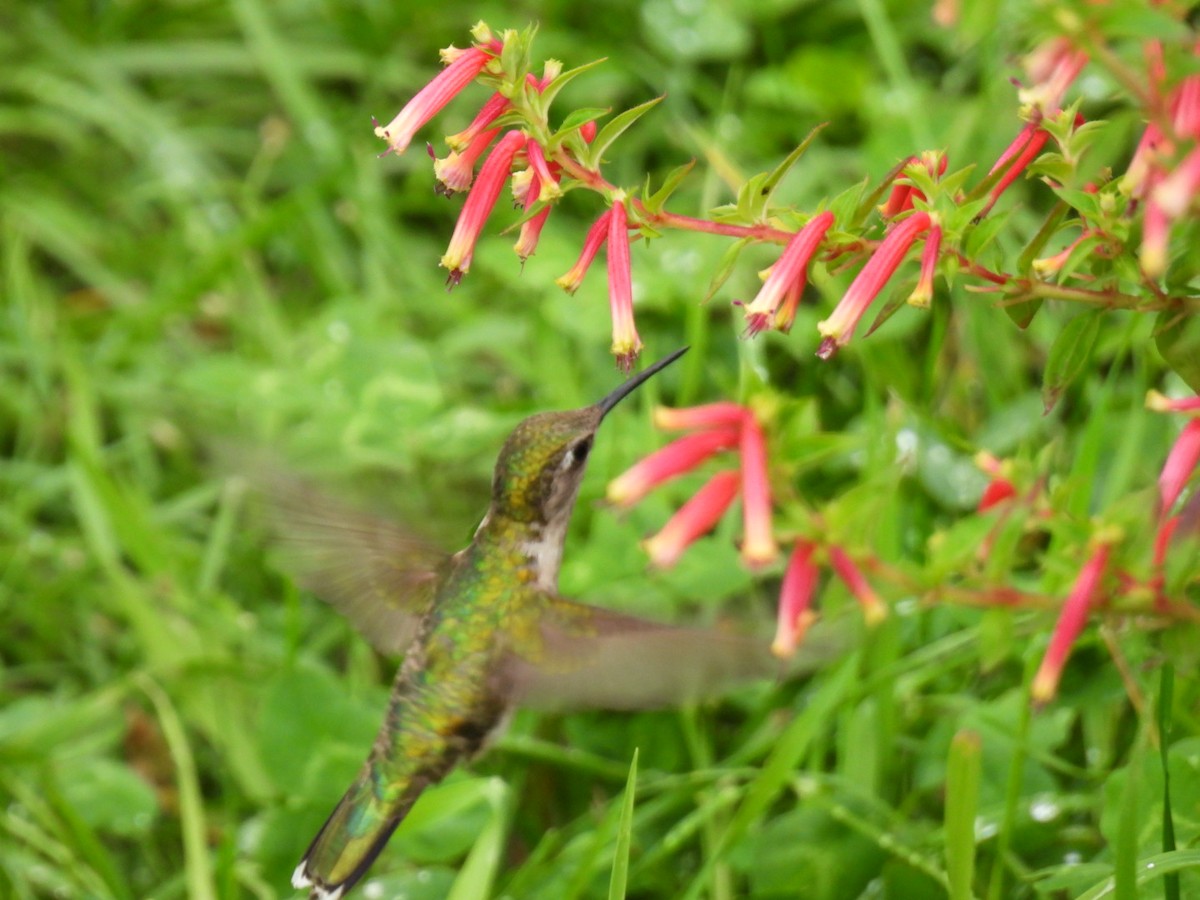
[862, 598, 889, 627]
[554, 274, 581, 295]
[1141, 245, 1166, 279]
[373, 124, 389, 141]
[1030, 671, 1058, 706]
[771, 610, 817, 659]
[906, 289, 931, 309]
[740, 539, 780, 571]
[642, 536, 680, 570]
[1146, 390, 1170, 412]
[605, 482, 636, 508]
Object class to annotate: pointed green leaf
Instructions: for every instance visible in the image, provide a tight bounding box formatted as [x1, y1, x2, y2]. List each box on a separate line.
[557, 106, 610, 135]
[1155, 310, 1200, 393]
[760, 123, 827, 199]
[704, 237, 751, 302]
[643, 159, 696, 214]
[945, 730, 982, 900]
[584, 95, 664, 168]
[608, 748, 638, 900]
[539, 57, 608, 109]
[1042, 309, 1103, 414]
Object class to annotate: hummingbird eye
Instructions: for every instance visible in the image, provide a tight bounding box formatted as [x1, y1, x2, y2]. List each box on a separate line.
[566, 438, 592, 468]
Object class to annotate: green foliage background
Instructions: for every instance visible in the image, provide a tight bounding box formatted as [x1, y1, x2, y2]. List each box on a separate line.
[2, 1, 1198, 898]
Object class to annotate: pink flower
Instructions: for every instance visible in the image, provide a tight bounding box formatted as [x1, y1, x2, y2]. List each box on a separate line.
[555, 211, 611, 294]
[829, 546, 887, 625]
[653, 403, 748, 432]
[879, 152, 947, 219]
[525, 141, 563, 201]
[446, 92, 511, 152]
[741, 211, 835, 336]
[606, 428, 741, 508]
[1159, 418, 1200, 517]
[432, 126, 499, 196]
[978, 478, 1017, 512]
[643, 471, 741, 568]
[375, 46, 495, 156]
[1019, 37, 1088, 116]
[817, 211, 931, 358]
[739, 413, 778, 568]
[977, 123, 1050, 219]
[907, 218, 942, 308]
[1146, 390, 1200, 413]
[606, 197, 643, 372]
[1152, 144, 1200, 219]
[1141, 197, 1171, 277]
[772, 540, 820, 658]
[1030, 542, 1110, 704]
[440, 130, 527, 286]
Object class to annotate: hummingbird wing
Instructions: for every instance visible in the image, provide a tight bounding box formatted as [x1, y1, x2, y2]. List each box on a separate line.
[256, 474, 448, 655]
[499, 596, 837, 711]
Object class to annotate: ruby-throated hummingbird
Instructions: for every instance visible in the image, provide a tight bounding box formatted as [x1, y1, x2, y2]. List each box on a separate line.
[287, 348, 777, 898]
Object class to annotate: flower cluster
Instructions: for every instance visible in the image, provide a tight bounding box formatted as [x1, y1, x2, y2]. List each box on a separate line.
[1121, 39, 1200, 276]
[372, 26, 642, 368]
[607, 401, 778, 568]
[607, 403, 890, 658]
[771, 542, 887, 658]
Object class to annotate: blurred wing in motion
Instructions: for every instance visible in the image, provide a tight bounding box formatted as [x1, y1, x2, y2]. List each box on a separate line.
[254, 473, 450, 655]
[500, 596, 846, 712]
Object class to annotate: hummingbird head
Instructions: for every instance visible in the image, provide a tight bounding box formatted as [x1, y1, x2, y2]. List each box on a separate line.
[485, 348, 687, 582]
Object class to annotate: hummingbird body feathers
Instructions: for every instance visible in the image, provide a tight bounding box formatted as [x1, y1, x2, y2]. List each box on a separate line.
[286, 349, 812, 897]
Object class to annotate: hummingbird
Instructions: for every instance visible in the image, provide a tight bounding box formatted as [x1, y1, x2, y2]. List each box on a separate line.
[284, 348, 784, 898]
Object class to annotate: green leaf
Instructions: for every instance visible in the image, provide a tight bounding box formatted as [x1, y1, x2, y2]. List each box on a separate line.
[643, 159, 696, 214]
[557, 106, 610, 135]
[608, 748, 638, 900]
[945, 730, 982, 900]
[583, 95, 664, 169]
[759, 123, 827, 200]
[703, 237, 752, 302]
[1042, 310, 1103, 414]
[538, 57, 608, 109]
[56, 758, 159, 838]
[1155, 310, 1200, 392]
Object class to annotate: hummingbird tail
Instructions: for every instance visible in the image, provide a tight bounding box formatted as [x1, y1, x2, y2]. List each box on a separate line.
[291, 771, 422, 899]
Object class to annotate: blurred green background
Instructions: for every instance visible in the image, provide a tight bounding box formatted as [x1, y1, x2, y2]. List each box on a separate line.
[4, 0, 1198, 898]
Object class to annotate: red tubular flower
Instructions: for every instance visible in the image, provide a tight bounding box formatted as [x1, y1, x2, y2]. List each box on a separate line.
[432, 126, 499, 196]
[978, 479, 1017, 512]
[375, 45, 494, 156]
[439, 130, 527, 286]
[907, 218, 942, 308]
[446, 92, 511, 152]
[1153, 145, 1200, 219]
[817, 211, 931, 358]
[654, 403, 748, 432]
[978, 124, 1050, 219]
[829, 546, 887, 625]
[525, 141, 563, 201]
[772, 540, 820, 658]
[1146, 390, 1200, 413]
[1141, 197, 1171, 277]
[742, 211, 835, 336]
[643, 471, 741, 569]
[739, 413, 779, 568]
[1159, 418, 1200, 517]
[1019, 37, 1088, 115]
[1030, 542, 1110, 704]
[606, 197, 643, 372]
[606, 428, 741, 508]
[555, 211, 611, 294]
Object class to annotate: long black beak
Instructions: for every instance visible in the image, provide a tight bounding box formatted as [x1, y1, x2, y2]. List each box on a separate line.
[596, 347, 689, 420]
